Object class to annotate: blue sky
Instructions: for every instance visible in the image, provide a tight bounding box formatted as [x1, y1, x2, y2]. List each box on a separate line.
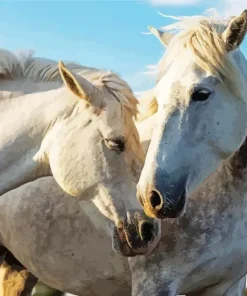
[0, 0, 246, 92]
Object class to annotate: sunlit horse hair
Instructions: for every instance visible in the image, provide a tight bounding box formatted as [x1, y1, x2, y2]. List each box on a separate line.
[137, 9, 245, 122]
[0, 49, 145, 168]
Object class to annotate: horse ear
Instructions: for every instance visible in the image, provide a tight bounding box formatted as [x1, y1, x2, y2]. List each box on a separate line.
[58, 61, 94, 103]
[148, 26, 174, 47]
[222, 10, 247, 52]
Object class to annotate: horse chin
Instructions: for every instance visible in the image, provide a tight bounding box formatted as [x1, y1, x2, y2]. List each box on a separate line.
[52, 175, 80, 197]
[112, 210, 160, 257]
[112, 226, 153, 257]
[112, 235, 148, 257]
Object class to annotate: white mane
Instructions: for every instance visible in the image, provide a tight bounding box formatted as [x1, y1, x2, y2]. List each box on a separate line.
[0, 49, 99, 82]
[0, 48, 139, 115]
[156, 9, 243, 99]
[137, 9, 247, 121]
[158, 9, 230, 33]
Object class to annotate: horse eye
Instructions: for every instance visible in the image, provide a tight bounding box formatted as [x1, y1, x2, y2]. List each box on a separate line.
[191, 89, 211, 102]
[105, 138, 125, 152]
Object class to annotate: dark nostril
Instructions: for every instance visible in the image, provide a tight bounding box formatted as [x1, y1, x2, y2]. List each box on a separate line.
[139, 221, 154, 243]
[113, 139, 125, 151]
[149, 190, 163, 211]
[105, 138, 125, 152]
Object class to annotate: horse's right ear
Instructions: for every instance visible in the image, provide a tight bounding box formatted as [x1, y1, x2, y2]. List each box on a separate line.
[148, 26, 174, 47]
[58, 61, 95, 104]
[222, 10, 247, 52]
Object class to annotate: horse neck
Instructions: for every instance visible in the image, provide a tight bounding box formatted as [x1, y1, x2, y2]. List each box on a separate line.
[228, 136, 247, 183]
[227, 52, 247, 191]
[0, 79, 62, 96]
[0, 87, 76, 195]
[180, 136, 247, 232]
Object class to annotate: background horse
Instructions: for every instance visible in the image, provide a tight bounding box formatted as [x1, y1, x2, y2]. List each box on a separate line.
[0, 50, 160, 295]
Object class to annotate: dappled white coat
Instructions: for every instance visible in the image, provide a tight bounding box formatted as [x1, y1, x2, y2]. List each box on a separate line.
[132, 9, 247, 296]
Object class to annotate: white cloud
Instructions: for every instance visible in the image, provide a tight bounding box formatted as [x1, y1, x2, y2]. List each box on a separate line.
[134, 91, 145, 97]
[148, 0, 201, 6]
[221, 0, 246, 17]
[148, 0, 246, 14]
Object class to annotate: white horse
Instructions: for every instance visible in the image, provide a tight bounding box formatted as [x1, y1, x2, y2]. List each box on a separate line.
[129, 9, 247, 296]
[0, 50, 160, 295]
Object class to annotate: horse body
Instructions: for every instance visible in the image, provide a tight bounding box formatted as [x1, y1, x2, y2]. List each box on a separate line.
[0, 177, 132, 295]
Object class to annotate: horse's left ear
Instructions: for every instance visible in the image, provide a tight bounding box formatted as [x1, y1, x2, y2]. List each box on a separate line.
[222, 10, 247, 52]
[148, 26, 174, 47]
[58, 61, 95, 104]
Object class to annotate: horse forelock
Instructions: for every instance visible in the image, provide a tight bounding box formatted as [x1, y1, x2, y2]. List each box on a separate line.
[156, 10, 244, 101]
[101, 73, 145, 165]
[0, 48, 139, 113]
